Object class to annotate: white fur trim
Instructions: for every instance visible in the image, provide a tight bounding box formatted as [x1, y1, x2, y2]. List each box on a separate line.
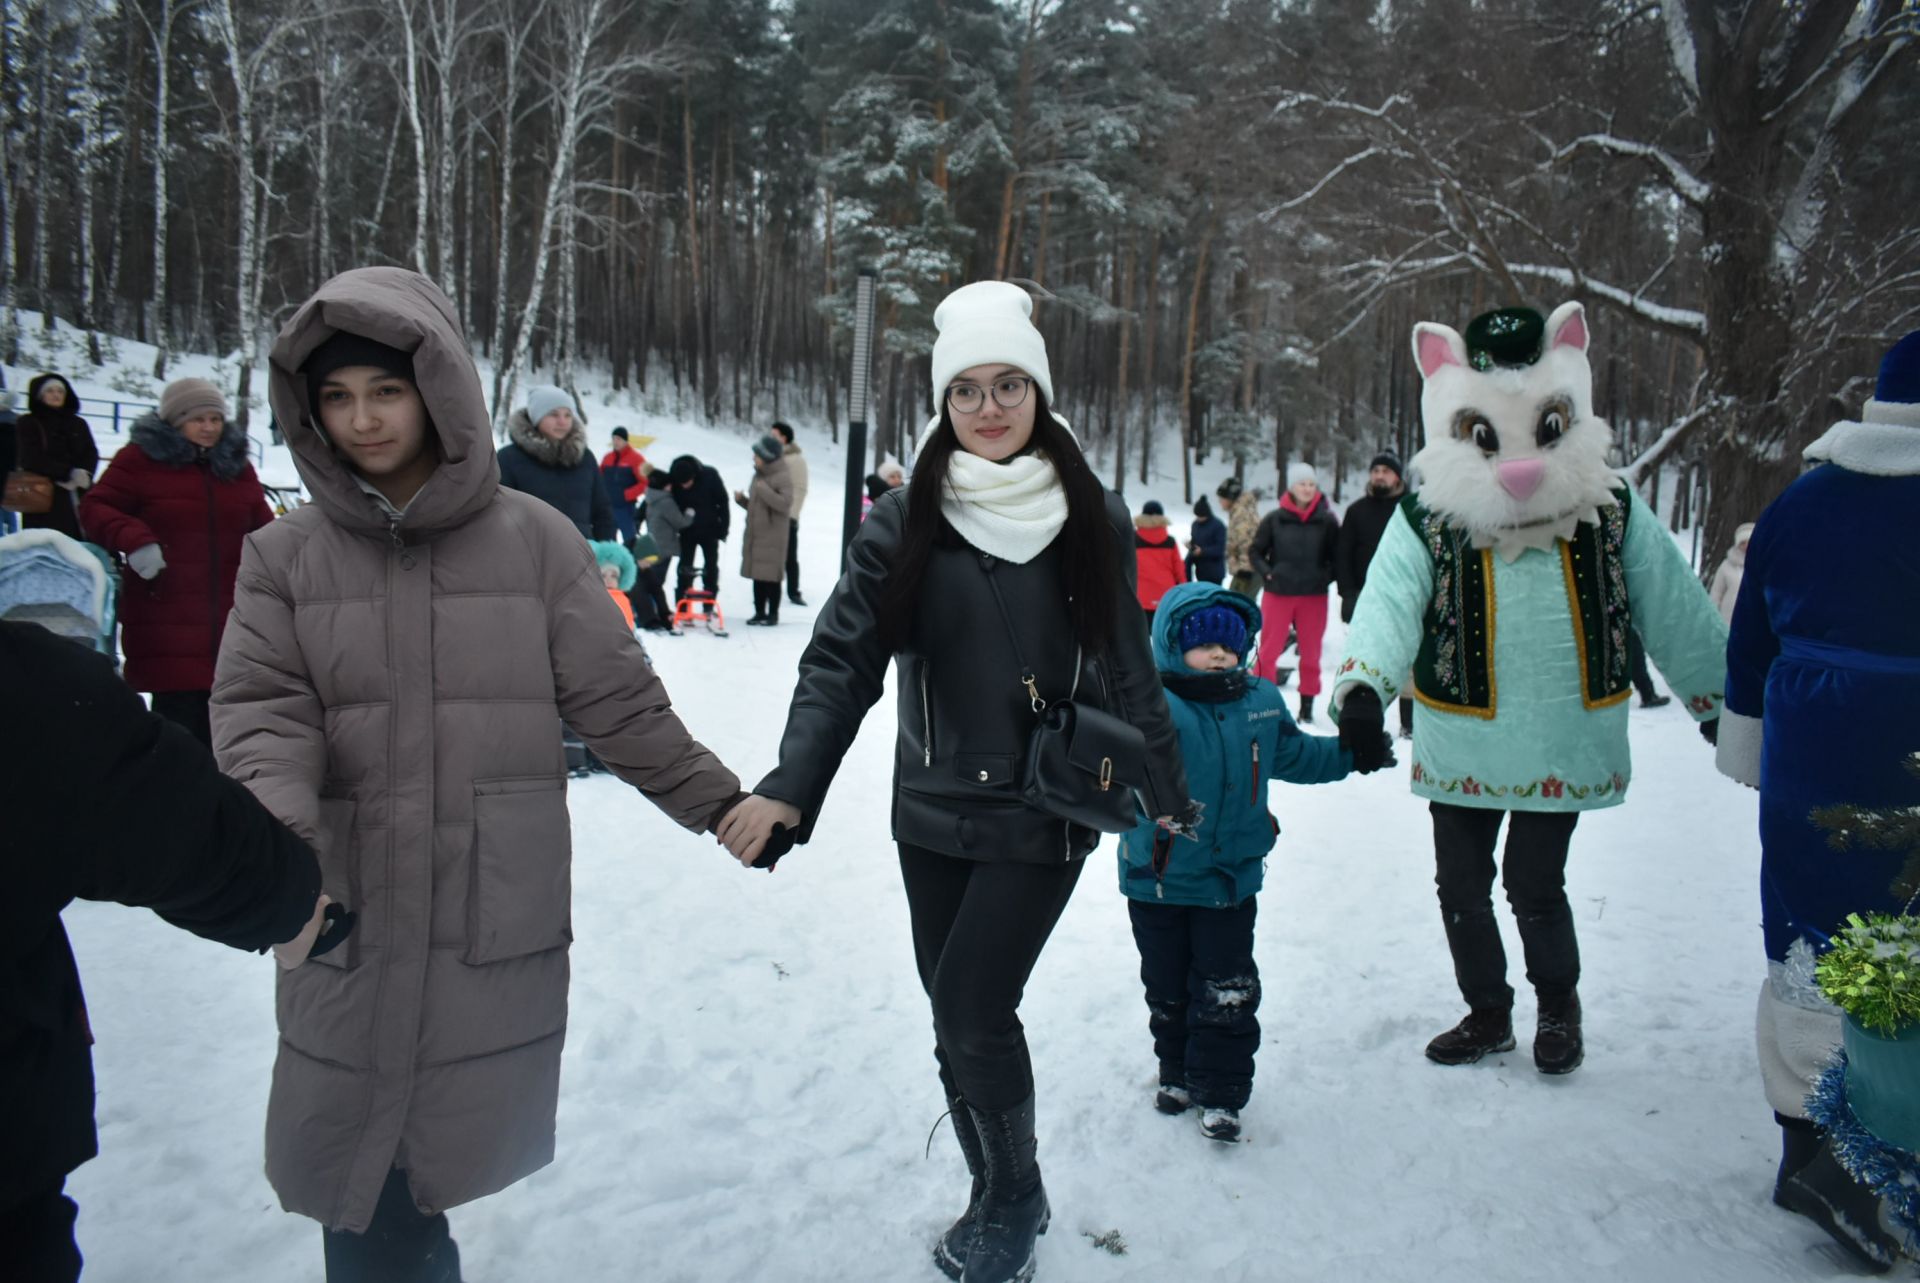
[1865, 398, 1920, 428]
[1803, 415, 1920, 476]
[929, 282, 1053, 415]
[1715, 708, 1763, 788]
[1757, 972, 1843, 1119]
[0, 527, 111, 625]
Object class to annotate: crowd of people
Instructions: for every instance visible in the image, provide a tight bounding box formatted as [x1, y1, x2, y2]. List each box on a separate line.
[1, 277, 1914, 1283]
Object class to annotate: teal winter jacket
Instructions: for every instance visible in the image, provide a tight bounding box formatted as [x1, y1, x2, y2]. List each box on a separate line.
[1118, 582, 1351, 908]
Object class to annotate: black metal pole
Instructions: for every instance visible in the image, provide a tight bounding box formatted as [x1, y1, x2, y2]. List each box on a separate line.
[842, 269, 877, 569]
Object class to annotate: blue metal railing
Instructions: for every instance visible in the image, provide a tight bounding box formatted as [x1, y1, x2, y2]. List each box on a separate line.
[86, 397, 265, 466]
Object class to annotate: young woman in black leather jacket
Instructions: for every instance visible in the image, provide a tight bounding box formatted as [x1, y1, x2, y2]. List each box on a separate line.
[720, 282, 1195, 1283]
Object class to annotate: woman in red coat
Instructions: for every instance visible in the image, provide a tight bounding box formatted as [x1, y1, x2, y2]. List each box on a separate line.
[1133, 498, 1188, 620]
[80, 378, 272, 745]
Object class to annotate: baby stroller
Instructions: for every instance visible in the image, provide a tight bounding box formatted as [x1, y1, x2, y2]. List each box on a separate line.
[0, 529, 118, 654]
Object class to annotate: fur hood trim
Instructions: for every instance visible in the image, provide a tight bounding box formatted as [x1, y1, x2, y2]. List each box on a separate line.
[506, 406, 590, 469]
[1133, 513, 1172, 530]
[128, 411, 253, 481]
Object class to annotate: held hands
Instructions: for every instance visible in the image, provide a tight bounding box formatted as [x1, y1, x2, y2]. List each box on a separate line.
[127, 543, 167, 580]
[717, 794, 803, 869]
[1156, 800, 1205, 839]
[1337, 686, 1396, 774]
[273, 894, 332, 970]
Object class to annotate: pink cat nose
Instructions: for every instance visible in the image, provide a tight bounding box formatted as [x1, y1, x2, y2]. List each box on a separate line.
[1498, 458, 1547, 500]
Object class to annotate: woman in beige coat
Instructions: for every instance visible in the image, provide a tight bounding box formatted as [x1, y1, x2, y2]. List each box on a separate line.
[211, 267, 746, 1281]
[734, 432, 793, 625]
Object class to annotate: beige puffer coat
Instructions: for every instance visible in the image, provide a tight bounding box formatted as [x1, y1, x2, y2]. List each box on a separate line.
[211, 267, 741, 1233]
[738, 454, 793, 582]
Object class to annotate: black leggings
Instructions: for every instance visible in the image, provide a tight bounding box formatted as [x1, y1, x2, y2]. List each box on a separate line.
[752, 580, 782, 621]
[898, 843, 1086, 1111]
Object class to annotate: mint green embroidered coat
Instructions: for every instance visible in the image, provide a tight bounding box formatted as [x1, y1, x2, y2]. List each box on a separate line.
[1334, 488, 1726, 811]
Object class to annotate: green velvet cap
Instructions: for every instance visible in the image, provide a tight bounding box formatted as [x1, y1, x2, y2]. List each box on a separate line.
[1464, 308, 1546, 372]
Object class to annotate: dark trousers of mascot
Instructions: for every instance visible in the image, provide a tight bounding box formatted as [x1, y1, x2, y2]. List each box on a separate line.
[1430, 803, 1580, 1010]
[1128, 897, 1261, 1110]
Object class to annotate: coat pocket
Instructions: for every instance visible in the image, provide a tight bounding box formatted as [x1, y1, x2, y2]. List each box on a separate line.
[465, 777, 573, 965]
[311, 794, 359, 971]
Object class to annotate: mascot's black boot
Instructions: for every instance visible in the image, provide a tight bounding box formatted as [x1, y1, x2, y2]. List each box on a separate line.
[934, 1097, 988, 1281]
[1775, 1125, 1901, 1271]
[1533, 990, 1584, 1074]
[961, 1095, 1050, 1283]
[1425, 1007, 1515, 1065]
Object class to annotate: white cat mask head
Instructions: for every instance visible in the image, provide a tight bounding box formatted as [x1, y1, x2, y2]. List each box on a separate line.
[1407, 302, 1620, 558]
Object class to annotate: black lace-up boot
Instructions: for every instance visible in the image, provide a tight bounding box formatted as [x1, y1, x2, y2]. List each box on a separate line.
[961, 1095, 1050, 1283]
[1533, 990, 1583, 1074]
[1424, 1007, 1516, 1065]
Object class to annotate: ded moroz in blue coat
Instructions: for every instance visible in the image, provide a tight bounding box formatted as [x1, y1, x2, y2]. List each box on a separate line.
[1718, 333, 1920, 1032]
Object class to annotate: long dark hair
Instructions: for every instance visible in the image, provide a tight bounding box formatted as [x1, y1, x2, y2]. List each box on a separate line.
[877, 386, 1118, 653]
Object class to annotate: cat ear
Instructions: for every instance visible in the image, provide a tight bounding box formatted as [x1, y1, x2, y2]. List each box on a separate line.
[1544, 302, 1588, 354]
[1412, 323, 1469, 380]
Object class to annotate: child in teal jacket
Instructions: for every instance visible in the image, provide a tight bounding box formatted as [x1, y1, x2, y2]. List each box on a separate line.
[1117, 581, 1366, 1142]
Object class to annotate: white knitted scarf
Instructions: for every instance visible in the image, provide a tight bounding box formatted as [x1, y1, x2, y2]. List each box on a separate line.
[919, 414, 1070, 563]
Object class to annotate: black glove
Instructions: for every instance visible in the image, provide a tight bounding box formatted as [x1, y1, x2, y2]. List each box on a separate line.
[307, 902, 356, 959]
[1698, 717, 1719, 747]
[1338, 686, 1393, 774]
[752, 822, 796, 870]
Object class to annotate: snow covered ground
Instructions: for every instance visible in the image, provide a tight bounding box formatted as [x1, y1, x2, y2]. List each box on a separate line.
[16, 320, 1869, 1280]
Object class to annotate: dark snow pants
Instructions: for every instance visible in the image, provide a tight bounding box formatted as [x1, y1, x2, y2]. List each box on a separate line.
[322, 1167, 462, 1283]
[898, 843, 1086, 1111]
[1, 1182, 81, 1283]
[1128, 896, 1262, 1110]
[676, 534, 721, 611]
[1430, 802, 1581, 1011]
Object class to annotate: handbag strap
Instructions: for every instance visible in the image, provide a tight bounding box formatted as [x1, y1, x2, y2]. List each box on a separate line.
[979, 555, 1079, 714]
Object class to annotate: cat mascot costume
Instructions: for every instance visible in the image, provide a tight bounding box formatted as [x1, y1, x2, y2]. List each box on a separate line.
[1332, 303, 1727, 1075]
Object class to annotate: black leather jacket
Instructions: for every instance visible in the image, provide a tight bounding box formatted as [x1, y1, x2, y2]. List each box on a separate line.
[757, 486, 1190, 863]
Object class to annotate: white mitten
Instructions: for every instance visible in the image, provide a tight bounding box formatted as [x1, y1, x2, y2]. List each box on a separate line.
[68, 468, 92, 491]
[127, 543, 167, 580]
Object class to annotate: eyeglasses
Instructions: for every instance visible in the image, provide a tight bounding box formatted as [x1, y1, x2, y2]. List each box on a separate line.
[946, 376, 1033, 415]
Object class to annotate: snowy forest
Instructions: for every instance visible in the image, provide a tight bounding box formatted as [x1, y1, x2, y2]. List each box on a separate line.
[1, 0, 1914, 564]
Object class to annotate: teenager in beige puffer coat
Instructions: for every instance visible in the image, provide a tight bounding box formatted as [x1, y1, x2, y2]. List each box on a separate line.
[211, 267, 746, 1275]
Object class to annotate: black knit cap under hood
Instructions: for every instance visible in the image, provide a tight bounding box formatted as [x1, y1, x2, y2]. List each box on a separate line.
[302, 331, 418, 420]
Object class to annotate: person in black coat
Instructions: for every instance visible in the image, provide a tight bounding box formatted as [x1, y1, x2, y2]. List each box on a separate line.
[1250, 462, 1340, 723]
[496, 385, 614, 541]
[1185, 494, 1227, 583]
[14, 374, 99, 542]
[0, 621, 330, 1283]
[669, 453, 731, 614]
[718, 281, 1195, 1283]
[1334, 452, 1412, 736]
[0, 391, 18, 535]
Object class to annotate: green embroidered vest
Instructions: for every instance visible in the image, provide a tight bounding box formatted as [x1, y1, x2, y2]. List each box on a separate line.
[1402, 485, 1633, 719]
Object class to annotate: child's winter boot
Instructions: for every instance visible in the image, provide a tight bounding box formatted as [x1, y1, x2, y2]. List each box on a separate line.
[961, 1095, 1050, 1283]
[1297, 694, 1315, 724]
[1533, 990, 1583, 1074]
[1197, 1106, 1242, 1143]
[1424, 1007, 1516, 1064]
[1153, 1082, 1192, 1115]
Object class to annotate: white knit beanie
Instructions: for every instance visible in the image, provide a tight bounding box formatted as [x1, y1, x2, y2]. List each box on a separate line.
[1287, 461, 1317, 487]
[929, 282, 1054, 414]
[524, 385, 573, 426]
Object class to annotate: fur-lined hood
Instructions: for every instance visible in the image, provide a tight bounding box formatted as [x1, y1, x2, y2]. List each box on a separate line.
[1133, 513, 1172, 531]
[128, 411, 253, 481]
[506, 406, 590, 469]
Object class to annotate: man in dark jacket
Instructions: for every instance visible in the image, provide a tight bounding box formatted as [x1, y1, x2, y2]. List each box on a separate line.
[1, 621, 330, 1282]
[670, 453, 731, 615]
[1335, 452, 1413, 736]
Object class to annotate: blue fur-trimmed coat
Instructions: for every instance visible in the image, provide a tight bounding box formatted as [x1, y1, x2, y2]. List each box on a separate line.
[1118, 582, 1352, 908]
[1718, 461, 1920, 966]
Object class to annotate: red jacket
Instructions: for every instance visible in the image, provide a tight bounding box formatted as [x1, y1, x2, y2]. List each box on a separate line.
[1132, 516, 1189, 610]
[79, 416, 273, 691]
[599, 444, 649, 504]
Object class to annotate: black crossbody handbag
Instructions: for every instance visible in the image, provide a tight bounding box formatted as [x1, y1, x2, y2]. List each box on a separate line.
[982, 559, 1147, 833]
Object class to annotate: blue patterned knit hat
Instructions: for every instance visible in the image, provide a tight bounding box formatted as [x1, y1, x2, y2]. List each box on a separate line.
[1178, 604, 1248, 657]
